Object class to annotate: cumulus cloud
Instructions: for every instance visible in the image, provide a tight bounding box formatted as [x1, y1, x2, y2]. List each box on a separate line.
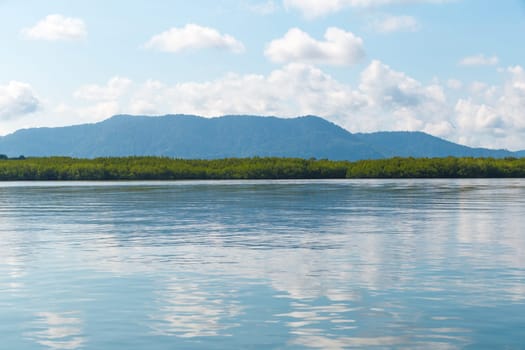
[0, 81, 40, 120]
[360, 61, 447, 108]
[359, 60, 453, 134]
[371, 15, 419, 33]
[129, 64, 367, 119]
[284, 0, 453, 18]
[454, 65, 525, 148]
[459, 54, 499, 66]
[21, 14, 87, 41]
[144, 24, 245, 53]
[456, 99, 504, 132]
[265, 27, 365, 66]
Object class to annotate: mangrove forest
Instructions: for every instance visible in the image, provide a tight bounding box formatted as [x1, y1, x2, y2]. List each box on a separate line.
[0, 156, 525, 180]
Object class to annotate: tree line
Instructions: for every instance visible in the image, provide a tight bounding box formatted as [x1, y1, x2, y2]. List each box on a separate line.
[0, 156, 524, 180]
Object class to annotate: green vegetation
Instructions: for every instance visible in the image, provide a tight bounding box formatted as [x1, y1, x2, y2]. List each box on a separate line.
[346, 157, 525, 178]
[0, 156, 524, 180]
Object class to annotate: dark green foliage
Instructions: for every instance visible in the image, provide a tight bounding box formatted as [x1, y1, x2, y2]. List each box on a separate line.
[0, 157, 351, 180]
[0, 156, 525, 181]
[346, 157, 525, 178]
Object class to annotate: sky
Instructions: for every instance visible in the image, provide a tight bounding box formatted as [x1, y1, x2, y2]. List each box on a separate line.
[1, 0, 525, 150]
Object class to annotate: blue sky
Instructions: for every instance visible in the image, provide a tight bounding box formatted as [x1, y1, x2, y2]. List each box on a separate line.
[1, 0, 525, 149]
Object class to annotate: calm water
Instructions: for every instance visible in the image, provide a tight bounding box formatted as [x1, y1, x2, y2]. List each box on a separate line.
[1, 179, 525, 349]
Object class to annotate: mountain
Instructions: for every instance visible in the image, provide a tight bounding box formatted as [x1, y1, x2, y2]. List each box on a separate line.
[357, 131, 515, 158]
[0, 114, 521, 160]
[0, 115, 380, 160]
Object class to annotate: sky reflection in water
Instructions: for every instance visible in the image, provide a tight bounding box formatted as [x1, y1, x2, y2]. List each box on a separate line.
[1, 179, 524, 349]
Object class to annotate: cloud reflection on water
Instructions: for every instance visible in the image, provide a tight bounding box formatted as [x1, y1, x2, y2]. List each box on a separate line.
[1, 180, 525, 348]
[0, 216, 28, 293]
[29, 312, 84, 350]
[150, 276, 242, 338]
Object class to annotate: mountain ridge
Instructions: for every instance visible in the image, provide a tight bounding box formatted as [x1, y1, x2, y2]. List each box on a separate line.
[0, 114, 522, 160]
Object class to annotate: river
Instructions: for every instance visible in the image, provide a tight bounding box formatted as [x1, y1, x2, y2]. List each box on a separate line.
[1, 179, 524, 349]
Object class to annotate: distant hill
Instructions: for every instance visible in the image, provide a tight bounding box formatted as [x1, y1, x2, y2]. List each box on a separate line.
[0, 114, 521, 160]
[357, 131, 515, 158]
[0, 115, 380, 160]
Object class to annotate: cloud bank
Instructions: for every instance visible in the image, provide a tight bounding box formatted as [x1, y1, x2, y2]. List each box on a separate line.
[54, 60, 525, 150]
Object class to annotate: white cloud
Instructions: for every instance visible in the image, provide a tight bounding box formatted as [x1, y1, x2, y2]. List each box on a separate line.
[283, 0, 453, 18]
[0, 81, 40, 120]
[371, 15, 419, 33]
[453, 65, 525, 149]
[459, 54, 499, 66]
[265, 27, 365, 66]
[21, 14, 87, 41]
[499, 65, 525, 130]
[360, 60, 447, 108]
[358, 60, 453, 135]
[456, 99, 504, 131]
[144, 24, 245, 53]
[133, 64, 367, 119]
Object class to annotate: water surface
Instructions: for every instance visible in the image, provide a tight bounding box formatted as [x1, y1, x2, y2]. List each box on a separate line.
[1, 179, 524, 349]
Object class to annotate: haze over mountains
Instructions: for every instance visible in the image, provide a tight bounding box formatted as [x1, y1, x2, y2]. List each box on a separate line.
[0, 115, 522, 160]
